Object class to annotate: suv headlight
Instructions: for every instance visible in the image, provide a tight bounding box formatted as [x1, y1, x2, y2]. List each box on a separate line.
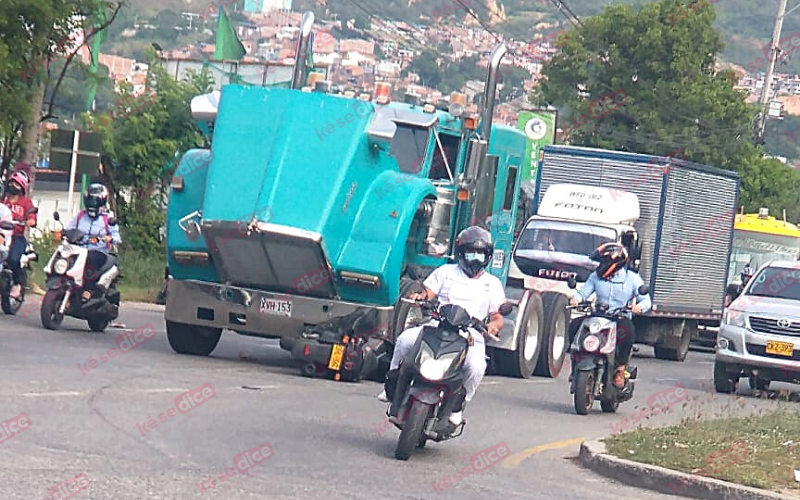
[724, 309, 746, 328]
[418, 343, 459, 381]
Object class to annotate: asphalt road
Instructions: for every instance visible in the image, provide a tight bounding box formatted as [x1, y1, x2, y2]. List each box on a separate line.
[1, 301, 796, 500]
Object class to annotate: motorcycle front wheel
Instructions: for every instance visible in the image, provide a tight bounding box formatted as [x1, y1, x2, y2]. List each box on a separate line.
[40, 289, 66, 330]
[395, 398, 430, 460]
[573, 370, 596, 415]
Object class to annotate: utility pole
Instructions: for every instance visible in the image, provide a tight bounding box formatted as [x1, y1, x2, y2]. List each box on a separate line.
[757, 0, 789, 143]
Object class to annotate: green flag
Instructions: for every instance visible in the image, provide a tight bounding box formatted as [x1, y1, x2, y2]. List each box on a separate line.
[213, 7, 246, 61]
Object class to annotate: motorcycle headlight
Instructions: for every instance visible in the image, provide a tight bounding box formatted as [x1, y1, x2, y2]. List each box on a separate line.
[418, 345, 459, 381]
[583, 334, 601, 352]
[588, 321, 603, 334]
[54, 259, 69, 275]
[724, 309, 746, 328]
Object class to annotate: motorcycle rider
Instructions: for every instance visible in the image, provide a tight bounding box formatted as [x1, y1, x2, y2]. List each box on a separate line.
[2, 170, 37, 299]
[725, 264, 754, 307]
[378, 226, 506, 426]
[64, 184, 121, 301]
[568, 242, 651, 389]
[0, 196, 13, 263]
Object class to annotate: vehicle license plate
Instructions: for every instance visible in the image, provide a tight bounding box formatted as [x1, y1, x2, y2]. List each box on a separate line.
[259, 297, 292, 317]
[328, 344, 345, 371]
[766, 340, 794, 357]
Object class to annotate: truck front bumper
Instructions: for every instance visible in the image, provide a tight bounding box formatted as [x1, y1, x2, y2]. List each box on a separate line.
[165, 279, 393, 339]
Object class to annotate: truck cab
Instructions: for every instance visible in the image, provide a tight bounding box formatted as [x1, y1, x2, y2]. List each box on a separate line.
[509, 183, 642, 296]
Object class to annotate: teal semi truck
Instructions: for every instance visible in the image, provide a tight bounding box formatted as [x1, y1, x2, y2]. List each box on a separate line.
[163, 12, 565, 380]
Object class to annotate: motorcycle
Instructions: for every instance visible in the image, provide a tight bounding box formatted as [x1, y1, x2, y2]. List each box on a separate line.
[40, 211, 121, 332]
[566, 279, 649, 415]
[0, 220, 38, 314]
[388, 297, 513, 460]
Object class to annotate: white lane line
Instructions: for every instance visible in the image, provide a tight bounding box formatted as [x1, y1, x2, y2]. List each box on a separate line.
[20, 391, 86, 397]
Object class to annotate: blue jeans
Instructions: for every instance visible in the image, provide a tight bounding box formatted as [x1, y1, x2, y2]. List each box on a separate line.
[7, 236, 27, 285]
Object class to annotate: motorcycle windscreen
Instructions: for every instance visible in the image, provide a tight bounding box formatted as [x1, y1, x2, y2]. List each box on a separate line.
[201, 220, 337, 298]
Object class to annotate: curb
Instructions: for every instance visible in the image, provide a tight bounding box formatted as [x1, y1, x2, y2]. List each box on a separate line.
[579, 440, 794, 500]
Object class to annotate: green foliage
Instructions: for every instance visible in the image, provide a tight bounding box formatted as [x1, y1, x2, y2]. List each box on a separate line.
[538, 0, 800, 222]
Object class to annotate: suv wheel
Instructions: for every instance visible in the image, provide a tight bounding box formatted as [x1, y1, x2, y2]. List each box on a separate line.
[713, 360, 739, 393]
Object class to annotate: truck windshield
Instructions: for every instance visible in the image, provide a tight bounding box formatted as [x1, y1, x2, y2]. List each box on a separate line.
[390, 124, 430, 174]
[746, 266, 800, 301]
[728, 230, 800, 284]
[516, 220, 617, 256]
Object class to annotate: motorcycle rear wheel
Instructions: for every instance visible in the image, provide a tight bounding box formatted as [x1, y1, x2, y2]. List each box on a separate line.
[395, 398, 430, 460]
[1, 288, 24, 315]
[41, 289, 66, 330]
[573, 370, 595, 415]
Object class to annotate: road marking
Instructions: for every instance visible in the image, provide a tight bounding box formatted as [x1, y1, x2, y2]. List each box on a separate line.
[502, 437, 586, 468]
[20, 391, 86, 397]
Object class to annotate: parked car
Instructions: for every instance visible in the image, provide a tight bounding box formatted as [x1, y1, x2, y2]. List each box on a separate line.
[715, 260, 800, 393]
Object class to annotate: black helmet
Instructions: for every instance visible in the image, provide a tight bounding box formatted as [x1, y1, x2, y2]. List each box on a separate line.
[84, 183, 109, 218]
[455, 226, 494, 278]
[589, 242, 629, 280]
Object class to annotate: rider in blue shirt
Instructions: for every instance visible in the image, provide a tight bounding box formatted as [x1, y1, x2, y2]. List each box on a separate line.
[569, 242, 651, 388]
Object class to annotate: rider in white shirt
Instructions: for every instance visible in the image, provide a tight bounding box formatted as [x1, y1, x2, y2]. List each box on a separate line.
[378, 226, 506, 426]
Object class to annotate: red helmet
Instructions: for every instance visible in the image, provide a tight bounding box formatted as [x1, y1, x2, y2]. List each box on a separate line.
[7, 171, 29, 195]
[590, 242, 629, 280]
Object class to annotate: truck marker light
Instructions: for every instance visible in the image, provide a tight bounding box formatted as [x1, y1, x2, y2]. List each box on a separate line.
[457, 189, 470, 201]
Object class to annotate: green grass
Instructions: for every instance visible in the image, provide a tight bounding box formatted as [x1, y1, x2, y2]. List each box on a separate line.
[28, 235, 165, 303]
[605, 410, 800, 494]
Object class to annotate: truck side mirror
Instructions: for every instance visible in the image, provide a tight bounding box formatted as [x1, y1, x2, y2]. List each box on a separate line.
[498, 302, 513, 316]
[567, 276, 577, 289]
[638, 284, 650, 295]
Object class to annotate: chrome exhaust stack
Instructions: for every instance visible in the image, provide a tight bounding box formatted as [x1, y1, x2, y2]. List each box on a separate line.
[291, 11, 315, 90]
[479, 43, 507, 144]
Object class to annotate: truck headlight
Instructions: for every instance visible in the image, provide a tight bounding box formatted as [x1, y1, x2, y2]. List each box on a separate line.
[583, 335, 601, 352]
[54, 259, 69, 275]
[724, 309, 746, 328]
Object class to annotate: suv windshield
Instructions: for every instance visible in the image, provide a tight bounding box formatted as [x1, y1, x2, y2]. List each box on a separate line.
[516, 220, 617, 255]
[746, 266, 800, 301]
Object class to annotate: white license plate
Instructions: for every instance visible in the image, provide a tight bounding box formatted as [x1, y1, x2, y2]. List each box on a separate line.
[259, 297, 292, 317]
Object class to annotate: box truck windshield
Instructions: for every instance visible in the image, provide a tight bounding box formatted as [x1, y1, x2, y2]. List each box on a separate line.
[516, 220, 617, 256]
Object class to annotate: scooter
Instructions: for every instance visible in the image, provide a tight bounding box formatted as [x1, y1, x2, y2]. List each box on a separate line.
[566, 280, 649, 415]
[0, 220, 38, 315]
[388, 298, 512, 460]
[40, 212, 121, 332]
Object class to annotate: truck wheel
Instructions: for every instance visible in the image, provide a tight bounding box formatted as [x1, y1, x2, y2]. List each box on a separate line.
[714, 361, 738, 393]
[534, 292, 569, 377]
[166, 320, 222, 356]
[653, 320, 694, 362]
[495, 293, 543, 378]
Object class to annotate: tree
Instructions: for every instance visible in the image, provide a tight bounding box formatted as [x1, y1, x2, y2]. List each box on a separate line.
[537, 0, 800, 218]
[402, 50, 442, 89]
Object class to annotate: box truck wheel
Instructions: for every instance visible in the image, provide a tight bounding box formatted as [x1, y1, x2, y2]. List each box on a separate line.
[166, 320, 222, 356]
[653, 319, 695, 362]
[495, 293, 543, 378]
[534, 292, 569, 377]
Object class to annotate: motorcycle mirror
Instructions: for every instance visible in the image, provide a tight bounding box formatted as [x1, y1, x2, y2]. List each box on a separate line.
[0, 221, 13, 231]
[498, 302, 513, 317]
[567, 276, 577, 289]
[406, 266, 420, 281]
[53, 211, 60, 221]
[638, 284, 650, 295]
[108, 217, 118, 226]
[27, 207, 38, 215]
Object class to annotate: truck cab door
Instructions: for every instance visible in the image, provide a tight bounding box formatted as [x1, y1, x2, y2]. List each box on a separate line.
[487, 159, 521, 283]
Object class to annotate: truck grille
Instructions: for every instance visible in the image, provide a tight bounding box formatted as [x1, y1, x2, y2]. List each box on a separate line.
[745, 343, 800, 361]
[748, 316, 800, 337]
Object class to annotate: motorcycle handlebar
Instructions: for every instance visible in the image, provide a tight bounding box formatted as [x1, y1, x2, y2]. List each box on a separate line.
[400, 297, 500, 340]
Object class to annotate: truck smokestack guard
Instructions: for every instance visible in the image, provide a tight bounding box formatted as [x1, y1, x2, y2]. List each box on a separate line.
[292, 11, 315, 90]
[480, 43, 507, 144]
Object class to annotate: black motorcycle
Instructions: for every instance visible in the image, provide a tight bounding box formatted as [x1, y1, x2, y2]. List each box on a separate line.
[388, 298, 512, 460]
[40, 212, 121, 332]
[566, 280, 649, 415]
[0, 220, 38, 315]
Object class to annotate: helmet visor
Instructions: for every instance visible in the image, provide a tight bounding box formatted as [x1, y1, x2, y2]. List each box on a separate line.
[464, 252, 487, 263]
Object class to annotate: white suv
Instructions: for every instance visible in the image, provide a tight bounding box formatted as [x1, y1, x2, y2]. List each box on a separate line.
[715, 260, 800, 393]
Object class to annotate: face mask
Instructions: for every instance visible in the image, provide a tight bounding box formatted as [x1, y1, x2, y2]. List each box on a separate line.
[465, 252, 485, 263]
[6, 185, 20, 195]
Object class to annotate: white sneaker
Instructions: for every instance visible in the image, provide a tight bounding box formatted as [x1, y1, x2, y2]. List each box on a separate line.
[449, 411, 463, 425]
[377, 390, 390, 403]
[8, 284, 21, 299]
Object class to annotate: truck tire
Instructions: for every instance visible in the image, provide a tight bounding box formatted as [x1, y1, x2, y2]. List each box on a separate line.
[534, 292, 569, 378]
[166, 320, 222, 356]
[495, 293, 543, 378]
[653, 319, 694, 362]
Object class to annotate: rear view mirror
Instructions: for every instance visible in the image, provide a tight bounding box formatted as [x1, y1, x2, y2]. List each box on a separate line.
[498, 302, 514, 317]
[638, 284, 650, 295]
[53, 211, 60, 222]
[567, 276, 577, 289]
